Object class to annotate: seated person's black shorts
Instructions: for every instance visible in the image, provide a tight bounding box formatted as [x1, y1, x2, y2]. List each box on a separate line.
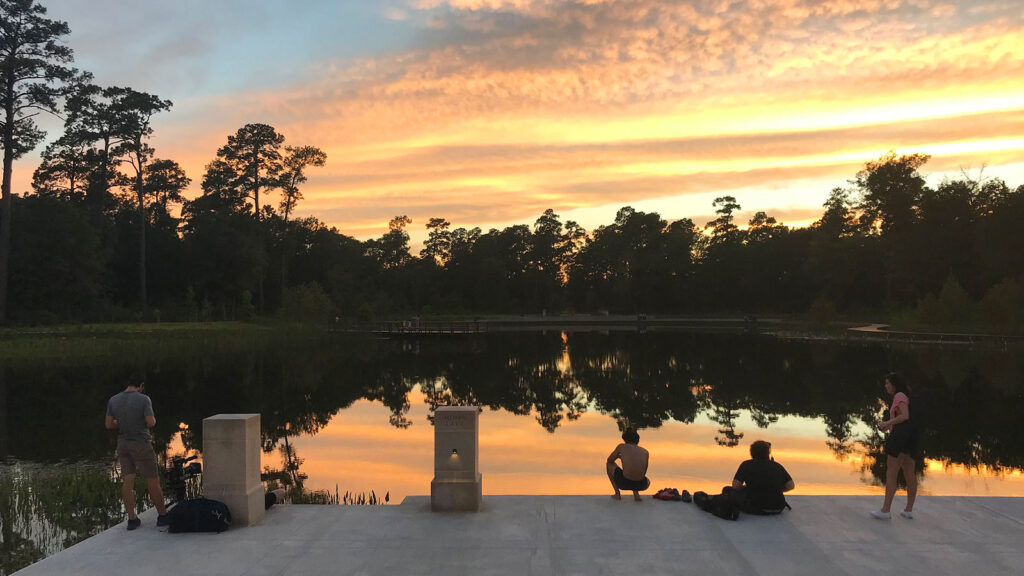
[613, 466, 650, 491]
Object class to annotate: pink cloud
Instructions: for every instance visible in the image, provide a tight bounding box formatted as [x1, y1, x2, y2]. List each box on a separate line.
[12, 0, 1024, 243]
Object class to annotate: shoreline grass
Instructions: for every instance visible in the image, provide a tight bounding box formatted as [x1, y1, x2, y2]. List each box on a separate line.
[0, 322, 327, 362]
[0, 316, 1018, 362]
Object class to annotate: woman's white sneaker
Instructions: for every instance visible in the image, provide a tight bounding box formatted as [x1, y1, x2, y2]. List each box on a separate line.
[870, 509, 892, 519]
[899, 510, 914, 519]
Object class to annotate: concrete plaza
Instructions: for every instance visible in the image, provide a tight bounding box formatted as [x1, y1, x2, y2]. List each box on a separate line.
[14, 495, 1024, 575]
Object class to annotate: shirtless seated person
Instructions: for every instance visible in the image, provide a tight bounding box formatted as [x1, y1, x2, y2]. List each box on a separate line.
[606, 428, 650, 501]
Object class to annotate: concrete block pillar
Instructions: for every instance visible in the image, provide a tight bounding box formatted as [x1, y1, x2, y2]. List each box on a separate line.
[431, 406, 482, 512]
[203, 414, 264, 526]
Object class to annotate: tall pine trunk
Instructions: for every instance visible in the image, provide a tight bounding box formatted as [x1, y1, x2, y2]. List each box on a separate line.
[253, 155, 264, 315]
[136, 162, 147, 313]
[0, 77, 16, 325]
[281, 207, 291, 306]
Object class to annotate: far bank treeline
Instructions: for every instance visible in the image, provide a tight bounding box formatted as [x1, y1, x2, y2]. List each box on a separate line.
[3, 2, 1024, 328]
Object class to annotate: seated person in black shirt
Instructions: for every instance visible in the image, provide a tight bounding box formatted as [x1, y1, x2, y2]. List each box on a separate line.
[731, 440, 794, 514]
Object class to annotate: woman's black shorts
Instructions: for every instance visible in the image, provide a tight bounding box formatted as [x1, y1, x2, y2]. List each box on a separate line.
[884, 423, 918, 459]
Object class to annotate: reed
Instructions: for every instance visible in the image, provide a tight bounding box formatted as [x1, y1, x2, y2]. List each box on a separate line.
[279, 484, 390, 506]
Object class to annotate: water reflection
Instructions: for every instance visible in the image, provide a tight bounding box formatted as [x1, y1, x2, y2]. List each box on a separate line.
[5, 333, 1024, 474]
[2, 331, 1024, 574]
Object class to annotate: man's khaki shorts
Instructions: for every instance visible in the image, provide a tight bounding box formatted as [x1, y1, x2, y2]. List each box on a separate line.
[117, 442, 160, 478]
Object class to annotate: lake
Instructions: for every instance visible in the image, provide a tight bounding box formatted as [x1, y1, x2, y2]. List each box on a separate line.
[2, 328, 1023, 574]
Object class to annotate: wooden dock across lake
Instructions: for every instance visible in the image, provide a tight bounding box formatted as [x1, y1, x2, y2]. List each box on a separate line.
[331, 320, 488, 338]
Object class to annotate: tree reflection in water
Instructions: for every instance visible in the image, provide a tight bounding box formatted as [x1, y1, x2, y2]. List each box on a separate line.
[2, 331, 1024, 574]
[353, 332, 1024, 482]
[7, 333, 1024, 476]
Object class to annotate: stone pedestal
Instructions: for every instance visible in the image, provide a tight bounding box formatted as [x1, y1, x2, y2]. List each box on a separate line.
[202, 414, 264, 526]
[431, 406, 482, 512]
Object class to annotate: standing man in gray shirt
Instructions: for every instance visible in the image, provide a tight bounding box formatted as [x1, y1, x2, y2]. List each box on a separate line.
[105, 374, 169, 530]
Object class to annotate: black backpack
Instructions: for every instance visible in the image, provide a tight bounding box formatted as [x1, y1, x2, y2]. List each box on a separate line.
[167, 498, 232, 533]
[693, 490, 740, 521]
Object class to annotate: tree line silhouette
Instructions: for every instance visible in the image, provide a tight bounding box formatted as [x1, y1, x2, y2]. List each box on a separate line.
[3, 1, 1024, 329]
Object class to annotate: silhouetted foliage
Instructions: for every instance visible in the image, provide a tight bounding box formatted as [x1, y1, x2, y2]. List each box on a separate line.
[0, 0, 83, 323]
[10, 96, 1024, 339]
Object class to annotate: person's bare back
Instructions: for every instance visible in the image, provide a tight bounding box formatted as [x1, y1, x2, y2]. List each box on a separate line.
[616, 443, 649, 480]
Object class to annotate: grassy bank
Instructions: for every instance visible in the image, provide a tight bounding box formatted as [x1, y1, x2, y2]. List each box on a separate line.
[0, 315, 1017, 363]
[0, 322, 321, 362]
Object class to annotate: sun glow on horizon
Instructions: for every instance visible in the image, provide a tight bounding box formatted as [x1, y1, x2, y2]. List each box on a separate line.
[273, 390, 1024, 502]
[17, 0, 1024, 241]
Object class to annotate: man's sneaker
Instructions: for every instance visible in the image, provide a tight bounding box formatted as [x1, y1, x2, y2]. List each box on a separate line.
[126, 518, 141, 531]
[157, 514, 171, 527]
[680, 490, 692, 503]
[870, 509, 891, 520]
[899, 510, 914, 519]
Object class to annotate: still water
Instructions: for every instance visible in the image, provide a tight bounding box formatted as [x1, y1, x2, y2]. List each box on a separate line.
[2, 329, 1023, 573]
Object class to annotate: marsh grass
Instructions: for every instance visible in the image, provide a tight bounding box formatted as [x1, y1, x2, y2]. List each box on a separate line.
[0, 461, 125, 575]
[278, 484, 389, 506]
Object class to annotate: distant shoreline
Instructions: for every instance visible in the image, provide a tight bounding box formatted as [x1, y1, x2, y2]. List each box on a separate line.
[336, 315, 1024, 344]
[0, 317, 1020, 348]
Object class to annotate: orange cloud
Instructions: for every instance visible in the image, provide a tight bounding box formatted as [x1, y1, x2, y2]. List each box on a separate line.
[13, 0, 1024, 242]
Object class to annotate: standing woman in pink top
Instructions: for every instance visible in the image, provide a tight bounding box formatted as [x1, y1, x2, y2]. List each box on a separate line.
[872, 372, 917, 519]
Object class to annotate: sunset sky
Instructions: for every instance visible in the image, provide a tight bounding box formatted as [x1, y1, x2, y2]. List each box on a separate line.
[23, 0, 1024, 244]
